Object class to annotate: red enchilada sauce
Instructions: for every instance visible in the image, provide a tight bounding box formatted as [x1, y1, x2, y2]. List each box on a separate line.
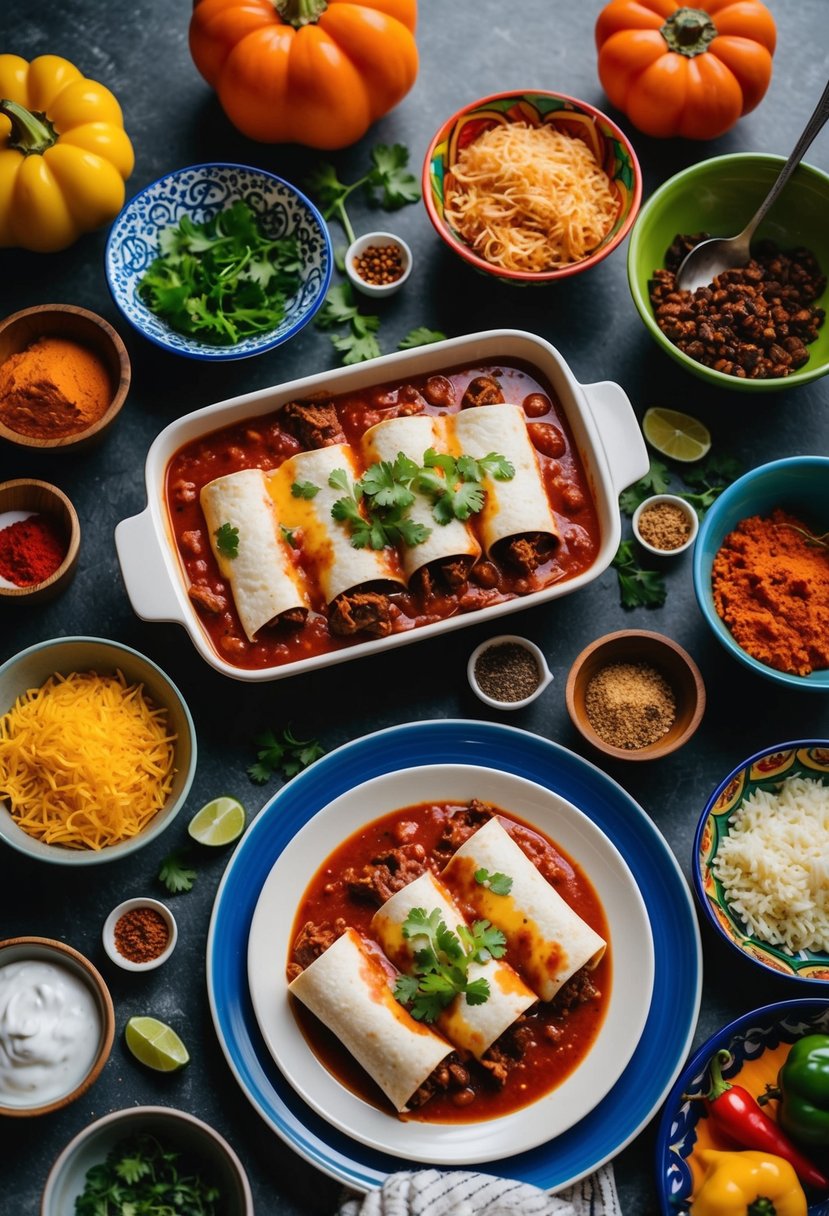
[165, 362, 601, 670]
[287, 799, 610, 1122]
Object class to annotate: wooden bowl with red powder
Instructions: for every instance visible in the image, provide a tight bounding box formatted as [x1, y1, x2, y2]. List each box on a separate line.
[0, 479, 80, 604]
[0, 304, 130, 451]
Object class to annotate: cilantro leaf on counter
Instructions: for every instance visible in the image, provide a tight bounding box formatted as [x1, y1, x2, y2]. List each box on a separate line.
[393, 907, 506, 1022]
[619, 459, 671, 516]
[214, 522, 239, 559]
[138, 201, 302, 346]
[474, 868, 513, 896]
[306, 143, 419, 246]
[248, 726, 325, 784]
[398, 327, 448, 350]
[331, 317, 382, 365]
[314, 282, 363, 330]
[158, 851, 197, 894]
[679, 453, 742, 518]
[612, 540, 667, 610]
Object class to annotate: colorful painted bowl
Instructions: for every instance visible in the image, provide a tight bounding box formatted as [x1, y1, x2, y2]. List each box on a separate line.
[422, 90, 642, 285]
[693, 741, 829, 986]
[693, 456, 829, 690]
[655, 998, 829, 1216]
[628, 153, 829, 391]
[106, 162, 332, 360]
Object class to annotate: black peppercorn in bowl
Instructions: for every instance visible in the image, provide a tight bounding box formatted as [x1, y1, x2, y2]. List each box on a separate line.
[565, 630, 705, 761]
[467, 634, 553, 711]
[627, 154, 829, 391]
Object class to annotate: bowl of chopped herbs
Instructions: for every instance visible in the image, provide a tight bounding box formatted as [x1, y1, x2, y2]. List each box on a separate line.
[105, 162, 332, 360]
[42, 1105, 253, 1216]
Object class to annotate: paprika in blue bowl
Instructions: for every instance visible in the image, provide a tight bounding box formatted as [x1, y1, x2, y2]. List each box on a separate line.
[654, 998, 829, 1215]
[0, 479, 80, 604]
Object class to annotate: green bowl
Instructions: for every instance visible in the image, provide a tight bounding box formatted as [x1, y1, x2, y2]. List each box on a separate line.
[628, 153, 829, 392]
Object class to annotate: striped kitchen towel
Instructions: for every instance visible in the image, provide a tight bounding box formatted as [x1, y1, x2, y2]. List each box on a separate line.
[339, 1168, 621, 1216]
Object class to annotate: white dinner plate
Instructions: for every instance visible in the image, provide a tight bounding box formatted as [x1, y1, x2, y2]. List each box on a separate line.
[246, 764, 654, 1165]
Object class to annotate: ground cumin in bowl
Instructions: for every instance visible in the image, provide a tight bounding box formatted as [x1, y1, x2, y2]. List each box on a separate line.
[565, 630, 705, 761]
[0, 304, 130, 451]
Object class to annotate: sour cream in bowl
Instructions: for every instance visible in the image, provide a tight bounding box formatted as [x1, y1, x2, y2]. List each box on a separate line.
[0, 937, 114, 1116]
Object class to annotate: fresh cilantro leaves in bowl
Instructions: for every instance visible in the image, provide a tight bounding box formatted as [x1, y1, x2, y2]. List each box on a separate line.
[106, 163, 332, 361]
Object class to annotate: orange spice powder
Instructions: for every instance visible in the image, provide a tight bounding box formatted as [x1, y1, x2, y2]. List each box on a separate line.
[0, 336, 112, 439]
[711, 508, 829, 676]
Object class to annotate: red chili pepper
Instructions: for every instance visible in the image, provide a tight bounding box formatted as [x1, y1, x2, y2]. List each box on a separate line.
[701, 1049, 829, 1192]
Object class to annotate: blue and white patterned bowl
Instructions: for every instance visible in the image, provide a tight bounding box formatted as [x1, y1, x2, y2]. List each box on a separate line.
[105, 163, 332, 361]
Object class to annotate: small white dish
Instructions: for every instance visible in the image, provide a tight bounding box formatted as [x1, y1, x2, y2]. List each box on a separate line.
[467, 634, 553, 710]
[632, 494, 699, 557]
[102, 898, 177, 972]
[344, 231, 413, 298]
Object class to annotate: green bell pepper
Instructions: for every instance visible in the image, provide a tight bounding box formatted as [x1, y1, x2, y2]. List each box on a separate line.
[764, 1034, 829, 1151]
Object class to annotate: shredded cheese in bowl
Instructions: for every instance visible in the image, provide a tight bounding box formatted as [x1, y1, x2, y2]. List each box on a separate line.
[0, 670, 176, 850]
[444, 122, 617, 273]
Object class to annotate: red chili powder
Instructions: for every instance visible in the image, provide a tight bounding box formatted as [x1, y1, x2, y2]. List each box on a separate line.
[0, 514, 66, 586]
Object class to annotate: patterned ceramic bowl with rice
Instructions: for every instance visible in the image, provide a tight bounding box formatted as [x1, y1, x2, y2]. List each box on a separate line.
[693, 740, 829, 985]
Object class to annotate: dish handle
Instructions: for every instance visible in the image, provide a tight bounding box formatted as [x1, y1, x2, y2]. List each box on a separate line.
[115, 508, 183, 623]
[582, 380, 649, 496]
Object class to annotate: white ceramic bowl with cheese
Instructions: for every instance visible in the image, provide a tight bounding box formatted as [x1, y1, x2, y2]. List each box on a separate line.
[115, 329, 648, 682]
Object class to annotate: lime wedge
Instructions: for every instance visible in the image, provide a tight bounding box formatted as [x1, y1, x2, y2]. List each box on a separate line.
[187, 795, 246, 847]
[642, 408, 711, 463]
[125, 1016, 190, 1072]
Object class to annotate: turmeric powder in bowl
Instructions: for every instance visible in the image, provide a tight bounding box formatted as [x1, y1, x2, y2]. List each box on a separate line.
[0, 336, 112, 439]
[711, 508, 829, 676]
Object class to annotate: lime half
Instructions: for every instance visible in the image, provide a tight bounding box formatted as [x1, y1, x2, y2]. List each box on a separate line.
[642, 407, 711, 463]
[187, 795, 246, 847]
[125, 1016, 190, 1072]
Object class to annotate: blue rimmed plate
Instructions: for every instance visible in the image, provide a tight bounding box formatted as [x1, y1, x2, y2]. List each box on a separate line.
[655, 998, 829, 1216]
[206, 719, 702, 1192]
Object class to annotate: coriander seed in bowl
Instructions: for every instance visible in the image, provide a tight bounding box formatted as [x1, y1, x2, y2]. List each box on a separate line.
[633, 494, 698, 557]
[467, 635, 552, 710]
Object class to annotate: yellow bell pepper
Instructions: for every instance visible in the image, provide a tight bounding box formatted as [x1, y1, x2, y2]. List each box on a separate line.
[691, 1150, 808, 1216]
[0, 54, 134, 252]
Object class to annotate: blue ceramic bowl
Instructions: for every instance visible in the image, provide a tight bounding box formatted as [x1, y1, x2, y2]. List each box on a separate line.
[105, 163, 332, 361]
[0, 636, 196, 865]
[655, 998, 829, 1216]
[693, 740, 829, 986]
[693, 456, 829, 690]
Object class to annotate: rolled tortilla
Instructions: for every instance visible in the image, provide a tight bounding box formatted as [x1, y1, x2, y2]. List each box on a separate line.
[441, 818, 606, 1002]
[268, 444, 405, 605]
[288, 927, 452, 1113]
[450, 404, 559, 558]
[371, 871, 536, 1058]
[200, 469, 310, 642]
[361, 415, 480, 581]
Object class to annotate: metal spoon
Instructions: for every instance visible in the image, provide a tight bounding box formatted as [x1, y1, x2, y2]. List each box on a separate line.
[675, 78, 829, 293]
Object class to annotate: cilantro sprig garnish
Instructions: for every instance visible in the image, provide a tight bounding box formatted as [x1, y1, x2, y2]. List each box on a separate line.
[612, 540, 667, 610]
[75, 1131, 221, 1216]
[474, 867, 513, 896]
[393, 907, 507, 1023]
[306, 143, 420, 246]
[248, 726, 325, 784]
[415, 449, 514, 524]
[291, 480, 320, 500]
[158, 850, 197, 894]
[138, 200, 303, 346]
[329, 465, 429, 551]
[214, 522, 239, 559]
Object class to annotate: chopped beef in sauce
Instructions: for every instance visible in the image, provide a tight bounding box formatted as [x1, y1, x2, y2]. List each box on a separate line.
[460, 375, 505, 409]
[188, 583, 227, 614]
[407, 1054, 471, 1109]
[282, 399, 346, 448]
[435, 799, 493, 853]
[329, 591, 393, 638]
[501, 533, 554, 575]
[289, 918, 349, 978]
[275, 606, 309, 629]
[480, 1016, 536, 1087]
[343, 844, 429, 906]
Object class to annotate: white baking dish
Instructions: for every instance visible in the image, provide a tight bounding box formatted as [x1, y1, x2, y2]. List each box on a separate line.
[116, 330, 647, 682]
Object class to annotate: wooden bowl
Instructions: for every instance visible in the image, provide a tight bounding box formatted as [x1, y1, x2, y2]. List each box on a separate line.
[0, 304, 130, 450]
[0, 479, 80, 604]
[565, 629, 706, 761]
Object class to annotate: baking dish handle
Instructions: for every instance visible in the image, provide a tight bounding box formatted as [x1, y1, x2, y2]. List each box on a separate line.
[115, 508, 183, 623]
[582, 380, 649, 496]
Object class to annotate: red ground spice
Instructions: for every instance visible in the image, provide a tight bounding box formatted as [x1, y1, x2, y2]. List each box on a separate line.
[0, 514, 66, 586]
[114, 906, 170, 963]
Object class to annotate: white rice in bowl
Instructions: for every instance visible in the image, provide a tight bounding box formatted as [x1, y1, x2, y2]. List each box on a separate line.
[712, 775, 829, 955]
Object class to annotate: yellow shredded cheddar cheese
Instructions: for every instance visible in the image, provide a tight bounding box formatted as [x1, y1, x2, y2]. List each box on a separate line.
[0, 670, 176, 850]
[445, 122, 617, 273]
